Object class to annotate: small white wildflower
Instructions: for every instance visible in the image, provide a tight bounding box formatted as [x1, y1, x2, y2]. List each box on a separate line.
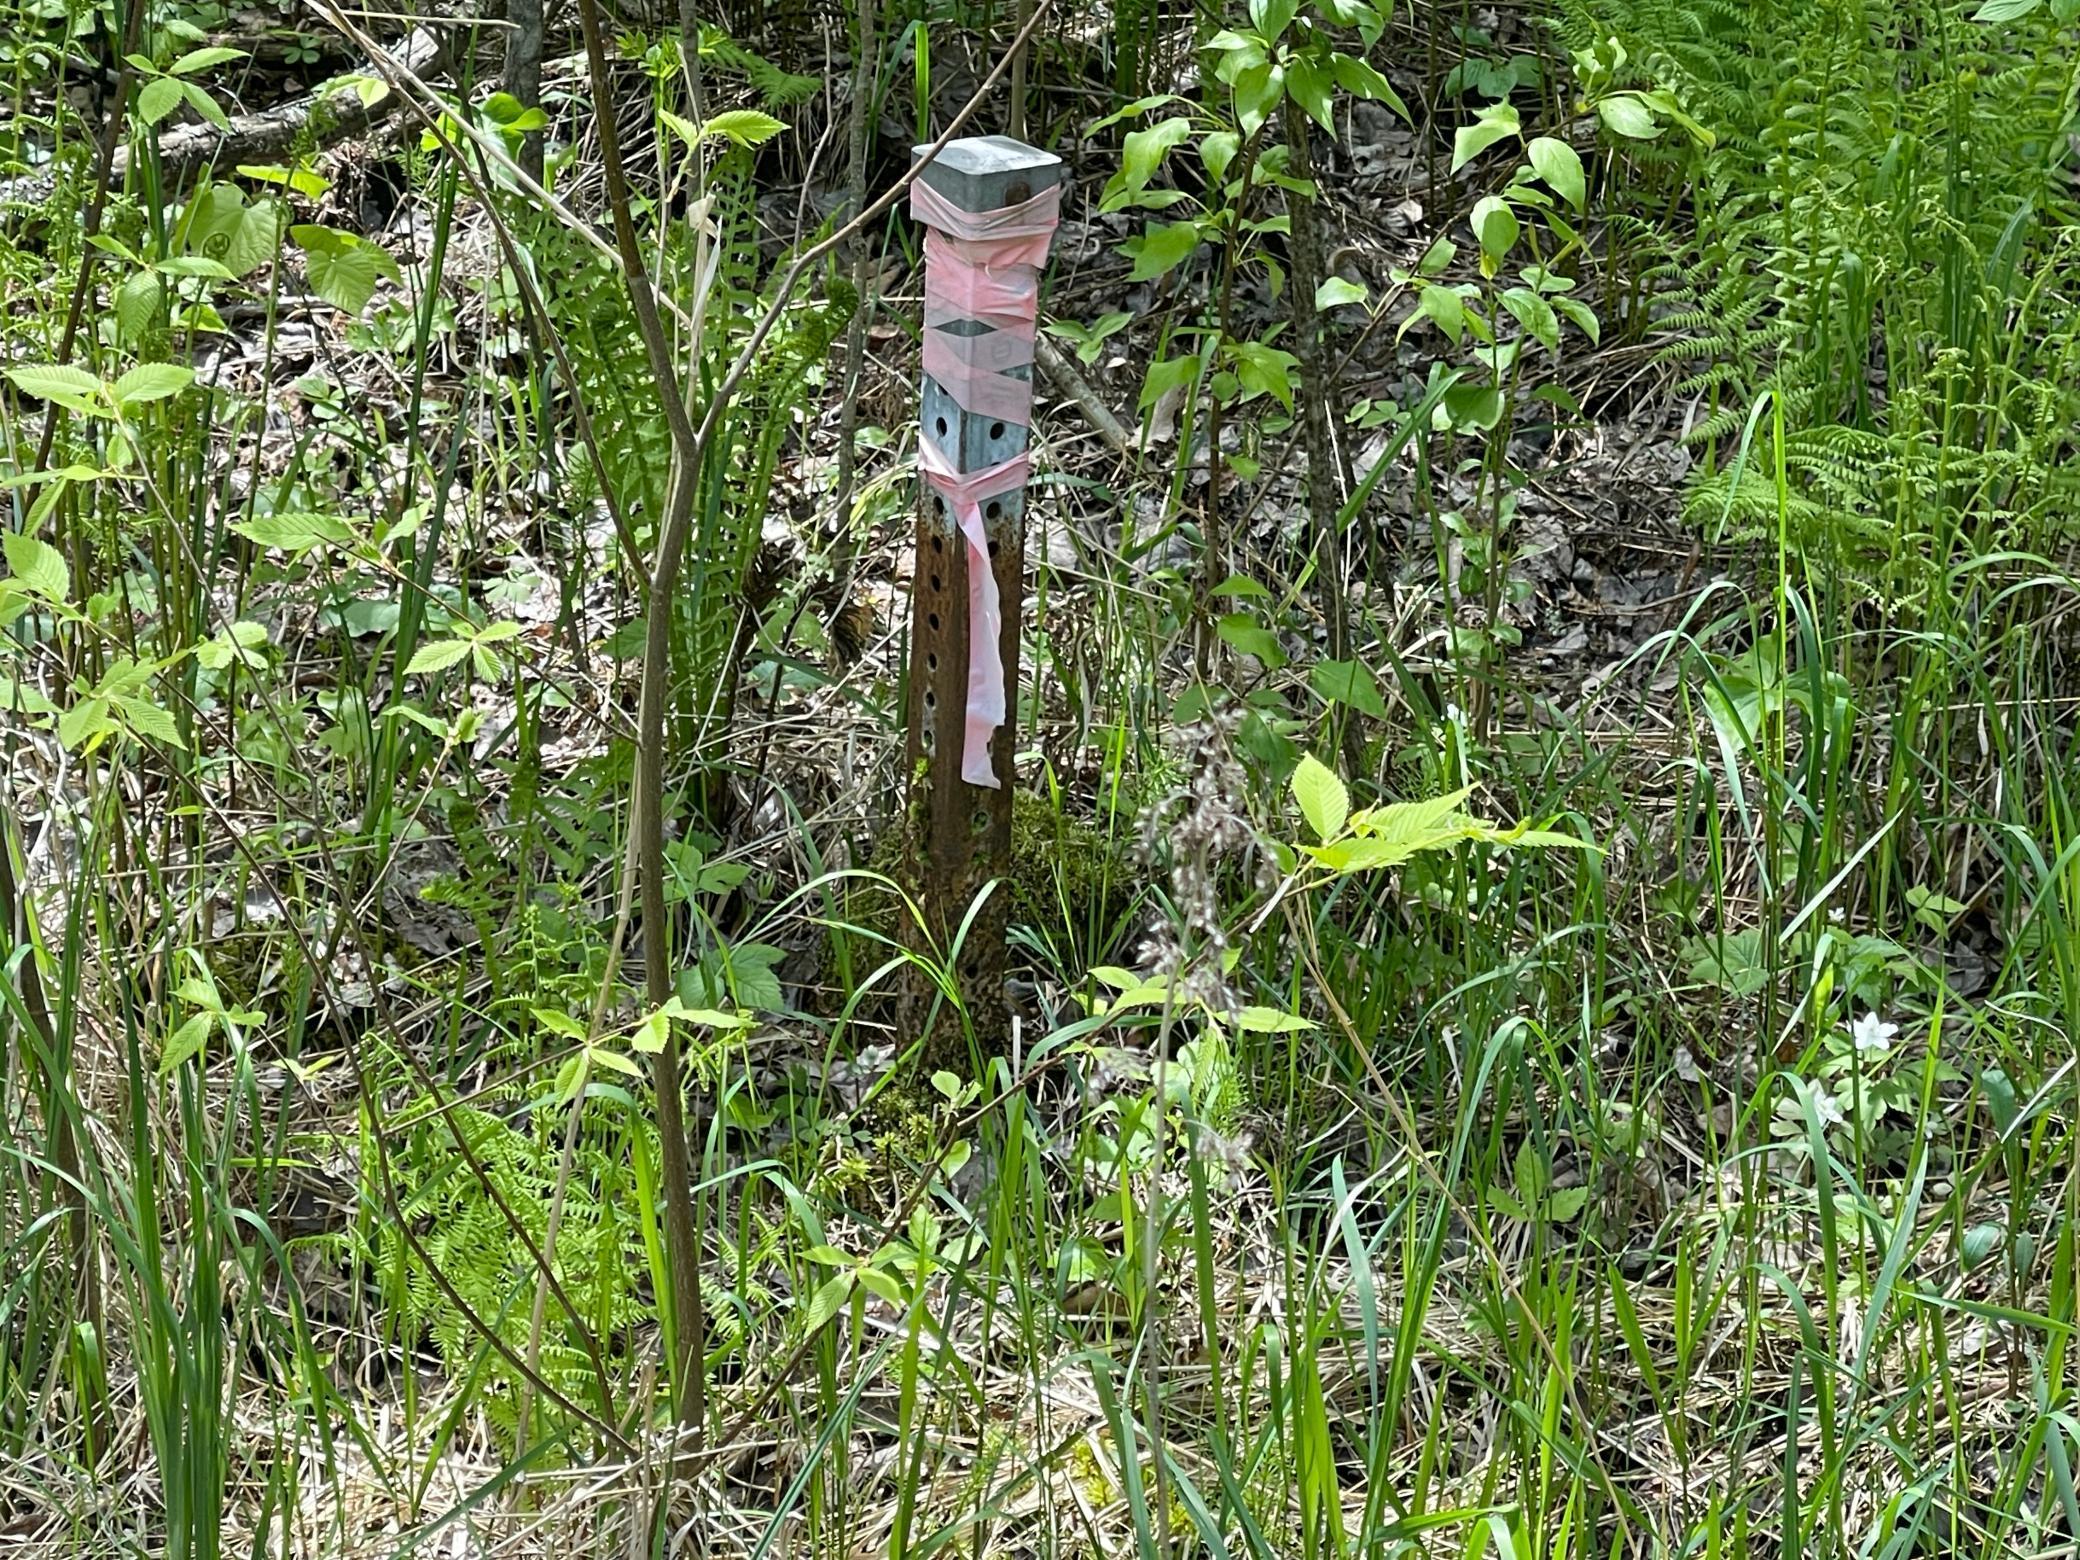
[1848, 1011, 1899, 1055]
[1812, 1087, 1846, 1128]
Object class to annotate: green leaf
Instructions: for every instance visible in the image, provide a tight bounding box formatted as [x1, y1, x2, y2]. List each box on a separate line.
[6, 364, 105, 413]
[159, 1012, 212, 1076]
[112, 692, 182, 747]
[289, 224, 399, 315]
[170, 44, 248, 75]
[1527, 136, 1585, 210]
[1400, 282, 1466, 345]
[803, 1272, 854, 1333]
[57, 694, 114, 751]
[1233, 1005, 1316, 1034]
[1553, 295, 1601, 345]
[1104, 116, 1194, 210]
[1501, 286, 1560, 351]
[1514, 1141, 1545, 1199]
[699, 108, 787, 146]
[1328, 53, 1409, 121]
[1309, 658, 1387, 718]
[1451, 101, 1520, 171]
[1472, 195, 1520, 269]
[1232, 61, 1285, 135]
[1217, 612, 1287, 668]
[137, 76, 185, 126]
[234, 512, 353, 552]
[1291, 753, 1349, 842]
[180, 81, 231, 132]
[1228, 340, 1298, 410]
[220, 197, 288, 278]
[1199, 130, 1240, 183]
[3, 531, 70, 602]
[194, 620, 270, 670]
[1595, 92, 1661, 140]
[1139, 352, 1202, 412]
[585, 1046, 645, 1081]
[1287, 58, 1335, 132]
[532, 1007, 589, 1040]
[1972, 0, 2041, 17]
[115, 270, 164, 343]
[1547, 1186, 1590, 1222]
[856, 1268, 904, 1305]
[1315, 276, 1368, 310]
[1123, 219, 1204, 282]
[112, 362, 194, 406]
[1248, 0, 1299, 40]
[404, 639, 473, 675]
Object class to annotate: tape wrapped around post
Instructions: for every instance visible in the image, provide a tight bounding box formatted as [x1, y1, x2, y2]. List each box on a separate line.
[917, 437, 1029, 786]
[908, 173, 1061, 788]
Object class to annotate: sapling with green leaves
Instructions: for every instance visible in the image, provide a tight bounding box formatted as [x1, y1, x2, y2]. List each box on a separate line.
[1094, 0, 1406, 661]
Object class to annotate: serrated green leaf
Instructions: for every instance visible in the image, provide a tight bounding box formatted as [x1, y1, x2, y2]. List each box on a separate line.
[1291, 753, 1349, 842]
[115, 270, 164, 343]
[404, 639, 472, 675]
[179, 80, 231, 131]
[159, 1012, 212, 1076]
[6, 363, 105, 412]
[700, 108, 787, 146]
[532, 1007, 589, 1040]
[4, 531, 70, 602]
[170, 44, 247, 75]
[803, 1272, 854, 1333]
[113, 362, 194, 406]
[137, 76, 185, 126]
[234, 512, 353, 552]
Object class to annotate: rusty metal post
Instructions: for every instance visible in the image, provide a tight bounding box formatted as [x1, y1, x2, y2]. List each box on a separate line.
[902, 135, 1062, 1070]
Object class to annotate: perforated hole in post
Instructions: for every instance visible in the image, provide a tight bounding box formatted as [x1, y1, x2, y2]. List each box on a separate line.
[928, 612, 941, 631]
[985, 500, 1003, 521]
[935, 416, 949, 437]
[989, 420, 1006, 440]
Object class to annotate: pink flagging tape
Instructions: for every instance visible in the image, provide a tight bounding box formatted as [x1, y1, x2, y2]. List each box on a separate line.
[910, 178, 1061, 426]
[918, 434, 1029, 787]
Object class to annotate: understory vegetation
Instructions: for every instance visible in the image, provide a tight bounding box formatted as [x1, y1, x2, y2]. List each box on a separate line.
[4, 0, 2080, 1554]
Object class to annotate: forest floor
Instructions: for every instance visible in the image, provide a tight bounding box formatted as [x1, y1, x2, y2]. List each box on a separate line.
[3, 1, 2078, 1557]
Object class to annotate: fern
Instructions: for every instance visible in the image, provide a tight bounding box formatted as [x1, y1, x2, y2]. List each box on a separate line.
[698, 26, 819, 107]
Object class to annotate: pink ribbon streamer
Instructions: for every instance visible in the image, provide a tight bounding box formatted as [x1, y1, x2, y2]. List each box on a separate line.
[910, 179, 1061, 427]
[918, 434, 1029, 787]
